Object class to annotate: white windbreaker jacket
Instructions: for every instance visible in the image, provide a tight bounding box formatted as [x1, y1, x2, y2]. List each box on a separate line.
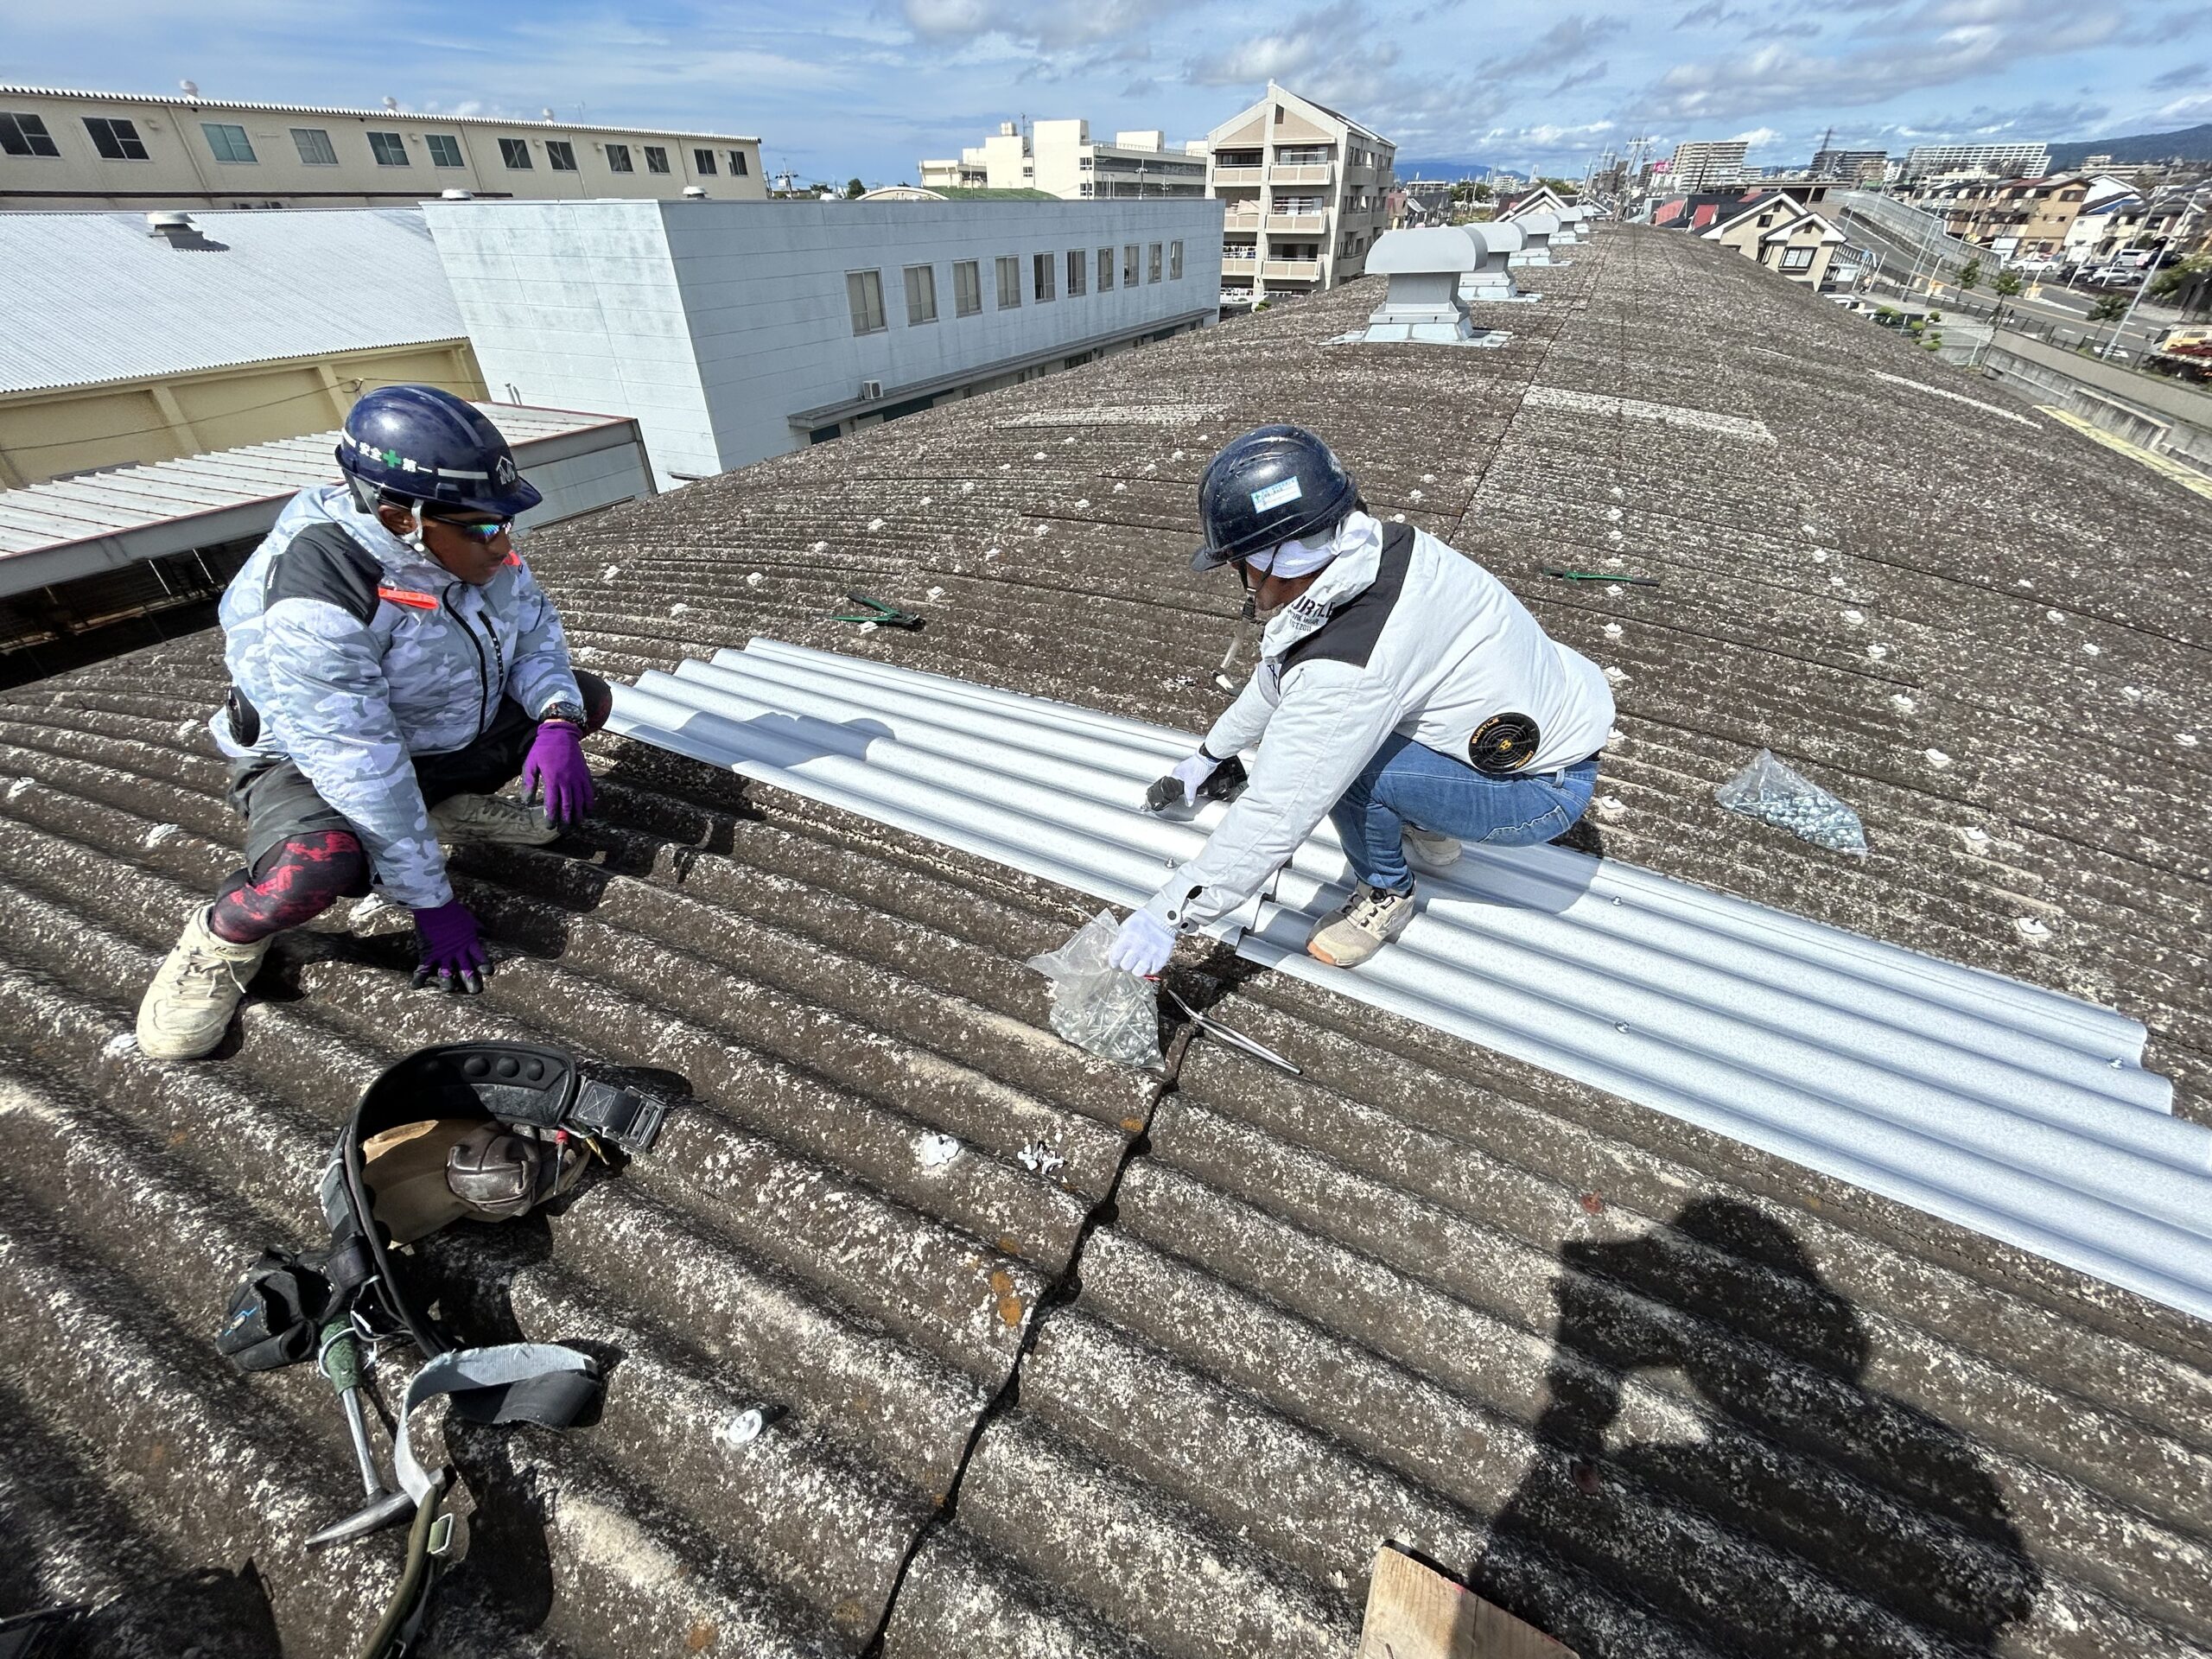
[1143, 517, 1614, 932]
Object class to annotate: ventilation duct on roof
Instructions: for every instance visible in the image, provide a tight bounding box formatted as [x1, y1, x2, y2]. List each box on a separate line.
[1459, 223, 1535, 302]
[145, 210, 196, 238]
[1349, 227, 1506, 346]
[1509, 211, 1567, 266]
[606, 640, 2211, 1320]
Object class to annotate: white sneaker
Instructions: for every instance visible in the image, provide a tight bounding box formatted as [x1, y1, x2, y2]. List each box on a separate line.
[136, 906, 272, 1060]
[1306, 881, 1417, 968]
[1402, 826, 1462, 870]
[430, 792, 558, 847]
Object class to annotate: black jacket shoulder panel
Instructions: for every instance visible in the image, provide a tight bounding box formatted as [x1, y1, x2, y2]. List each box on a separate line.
[264, 524, 384, 626]
[1281, 523, 1418, 675]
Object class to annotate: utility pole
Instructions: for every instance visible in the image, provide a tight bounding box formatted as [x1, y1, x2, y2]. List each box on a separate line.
[2101, 240, 2169, 361]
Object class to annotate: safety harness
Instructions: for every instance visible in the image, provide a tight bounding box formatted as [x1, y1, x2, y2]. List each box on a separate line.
[215, 1041, 666, 1656]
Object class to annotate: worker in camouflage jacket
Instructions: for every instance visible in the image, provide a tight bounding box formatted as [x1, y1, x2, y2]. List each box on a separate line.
[136, 386, 609, 1061]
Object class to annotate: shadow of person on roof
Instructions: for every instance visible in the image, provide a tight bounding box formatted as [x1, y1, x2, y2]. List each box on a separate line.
[1466, 1197, 2041, 1659]
[582, 712, 893, 875]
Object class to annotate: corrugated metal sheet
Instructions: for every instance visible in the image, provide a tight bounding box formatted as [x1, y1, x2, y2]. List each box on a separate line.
[607, 639, 2212, 1319]
[0, 209, 463, 396]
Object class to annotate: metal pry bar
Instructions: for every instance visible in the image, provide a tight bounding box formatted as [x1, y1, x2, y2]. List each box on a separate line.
[1161, 984, 1303, 1075]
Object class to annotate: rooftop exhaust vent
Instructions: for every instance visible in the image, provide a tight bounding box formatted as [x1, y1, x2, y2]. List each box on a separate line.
[438, 188, 474, 201]
[1460, 222, 1537, 302]
[1349, 228, 1506, 346]
[145, 211, 196, 235]
[681, 185, 707, 200]
[1509, 211, 1567, 267]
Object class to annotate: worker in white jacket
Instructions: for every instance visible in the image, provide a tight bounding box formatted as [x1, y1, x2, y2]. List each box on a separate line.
[1109, 425, 1615, 971]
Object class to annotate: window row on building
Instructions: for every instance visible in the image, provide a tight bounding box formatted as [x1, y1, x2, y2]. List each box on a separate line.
[0, 108, 749, 177]
[847, 239, 1187, 336]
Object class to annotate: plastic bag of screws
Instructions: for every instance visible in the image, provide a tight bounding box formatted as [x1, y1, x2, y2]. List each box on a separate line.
[1714, 749, 1867, 856]
[1024, 912, 1164, 1068]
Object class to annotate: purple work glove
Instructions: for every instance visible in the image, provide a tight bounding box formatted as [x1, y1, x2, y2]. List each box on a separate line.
[521, 719, 595, 827]
[412, 899, 491, 994]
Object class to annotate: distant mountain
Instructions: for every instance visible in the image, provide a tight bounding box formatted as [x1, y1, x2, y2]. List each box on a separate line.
[2049, 123, 2212, 169]
[1393, 157, 1498, 181]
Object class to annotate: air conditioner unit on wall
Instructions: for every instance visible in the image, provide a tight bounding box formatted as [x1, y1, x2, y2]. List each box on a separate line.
[860, 380, 883, 400]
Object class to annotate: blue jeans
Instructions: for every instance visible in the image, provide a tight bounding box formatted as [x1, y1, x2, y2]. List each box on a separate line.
[1328, 733, 1599, 893]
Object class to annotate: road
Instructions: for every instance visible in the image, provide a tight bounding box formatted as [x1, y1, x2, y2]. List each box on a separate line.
[1828, 198, 2182, 362]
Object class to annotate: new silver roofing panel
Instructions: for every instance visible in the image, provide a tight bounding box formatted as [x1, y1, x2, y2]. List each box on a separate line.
[607, 639, 2212, 1319]
[0, 208, 464, 396]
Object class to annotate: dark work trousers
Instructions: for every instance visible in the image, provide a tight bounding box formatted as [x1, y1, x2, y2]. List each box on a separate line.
[210, 671, 611, 942]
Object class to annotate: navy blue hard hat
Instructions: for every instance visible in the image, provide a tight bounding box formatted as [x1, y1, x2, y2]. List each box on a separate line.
[1192, 424, 1358, 572]
[337, 385, 543, 518]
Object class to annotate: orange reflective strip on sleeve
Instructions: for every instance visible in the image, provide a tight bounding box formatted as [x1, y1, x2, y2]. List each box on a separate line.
[376, 585, 441, 610]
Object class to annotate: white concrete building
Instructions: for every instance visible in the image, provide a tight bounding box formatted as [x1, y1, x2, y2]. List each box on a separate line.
[0, 84, 766, 211]
[422, 196, 1223, 481]
[1664, 141, 1750, 192]
[1899, 143, 2050, 183]
[1207, 82, 1395, 310]
[920, 120, 1209, 200]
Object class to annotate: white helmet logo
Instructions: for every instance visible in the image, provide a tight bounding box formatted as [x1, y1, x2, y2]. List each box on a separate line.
[494, 455, 518, 486]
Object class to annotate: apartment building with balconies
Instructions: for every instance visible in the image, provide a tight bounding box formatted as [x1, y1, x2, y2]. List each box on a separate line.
[920, 119, 1208, 200]
[1205, 81, 1394, 310]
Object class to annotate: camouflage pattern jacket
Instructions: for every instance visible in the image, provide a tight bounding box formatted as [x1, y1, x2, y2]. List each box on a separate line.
[213, 483, 583, 909]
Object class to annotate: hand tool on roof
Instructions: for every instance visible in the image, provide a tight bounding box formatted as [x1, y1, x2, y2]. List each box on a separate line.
[1211, 595, 1259, 692]
[830, 593, 925, 629]
[1541, 568, 1661, 587]
[1144, 753, 1249, 815]
[307, 1318, 417, 1551]
[1160, 983, 1302, 1075]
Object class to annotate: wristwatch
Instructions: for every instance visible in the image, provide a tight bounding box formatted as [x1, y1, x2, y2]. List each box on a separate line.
[537, 700, 587, 728]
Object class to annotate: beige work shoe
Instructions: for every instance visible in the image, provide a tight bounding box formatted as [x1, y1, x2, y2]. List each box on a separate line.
[430, 792, 559, 848]
[1306, 881, 1418, 969]
[1402, 826, 1463, 870]
[135, 906, 271, 1060]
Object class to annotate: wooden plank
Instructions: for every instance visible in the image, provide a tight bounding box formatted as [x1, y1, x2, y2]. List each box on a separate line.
[1355, 1546, 1577, 1659]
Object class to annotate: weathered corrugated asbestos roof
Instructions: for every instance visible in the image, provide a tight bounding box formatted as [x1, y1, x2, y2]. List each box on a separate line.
[0, 209, 463, 396]
[1, 225, 2208, 1659]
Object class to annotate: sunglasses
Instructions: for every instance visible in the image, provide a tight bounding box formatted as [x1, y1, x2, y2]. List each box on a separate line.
[429, 515, 514, 543]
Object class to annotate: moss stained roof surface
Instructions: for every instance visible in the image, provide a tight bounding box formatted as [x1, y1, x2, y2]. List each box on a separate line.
[0, 225, 2209, 1658]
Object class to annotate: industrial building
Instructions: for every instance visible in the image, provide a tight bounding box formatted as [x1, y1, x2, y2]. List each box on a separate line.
[1210, 81, 1395, 309]
[0, 403, 651, 683]
[0, 207, 481, 487]
[422, 194, 1223, 481]
[0, 83, 766, 210]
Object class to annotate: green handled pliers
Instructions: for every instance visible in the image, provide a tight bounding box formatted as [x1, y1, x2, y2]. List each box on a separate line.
[830, 592, 925, 629]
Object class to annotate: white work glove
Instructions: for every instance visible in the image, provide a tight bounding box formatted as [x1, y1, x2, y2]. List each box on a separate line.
[1108, 908, 1176, 977]
[1144, 750, 1221, 813]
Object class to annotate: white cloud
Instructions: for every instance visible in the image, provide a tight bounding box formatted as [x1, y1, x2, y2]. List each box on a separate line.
[1731, 124, 1786, 147]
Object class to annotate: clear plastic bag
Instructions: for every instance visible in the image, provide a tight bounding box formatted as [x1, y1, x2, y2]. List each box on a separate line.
[1025, 912, 1164, 1068]
[1715, 749, 1867, 855]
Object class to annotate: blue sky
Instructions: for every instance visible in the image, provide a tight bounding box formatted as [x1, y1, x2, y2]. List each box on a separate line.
[2, 0, 2206, 181]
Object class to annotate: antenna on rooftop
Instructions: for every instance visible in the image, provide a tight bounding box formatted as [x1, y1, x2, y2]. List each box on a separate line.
[178, 79, 199, 98]
[383, 96, 399, 111]
[542, 106, 557, 123]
